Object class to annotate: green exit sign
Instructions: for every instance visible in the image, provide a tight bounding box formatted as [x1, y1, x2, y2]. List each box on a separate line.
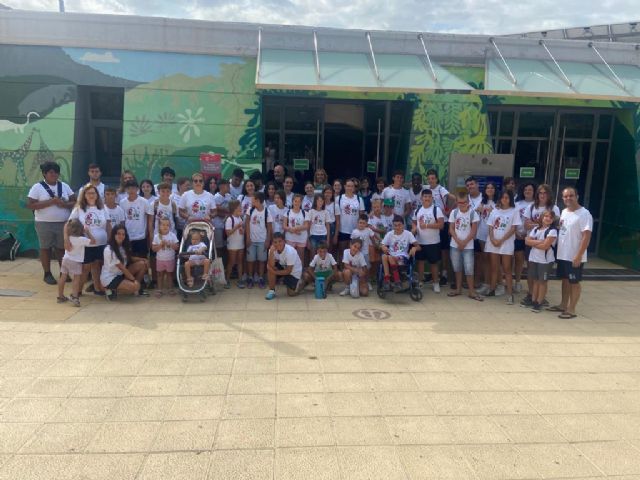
[367, 161, 377, 173]
[293, 158, 309, 171]
[564, 168, 581, 180]
[519, 167, 536, 178]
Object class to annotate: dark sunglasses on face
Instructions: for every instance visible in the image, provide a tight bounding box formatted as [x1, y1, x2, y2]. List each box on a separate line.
[193, 179, 203, 183]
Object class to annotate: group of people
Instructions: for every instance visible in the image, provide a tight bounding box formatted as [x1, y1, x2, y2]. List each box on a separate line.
[28, 160, 593, 318]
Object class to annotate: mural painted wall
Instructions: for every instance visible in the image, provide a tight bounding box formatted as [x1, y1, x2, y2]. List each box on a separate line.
[0, 45, 260, 252]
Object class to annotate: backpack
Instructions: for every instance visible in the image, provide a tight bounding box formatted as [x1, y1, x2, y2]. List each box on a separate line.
[338, 194, 362, 214]
[223, 215, 235, 240]
[0, 231, 20, 261]
[153, 199, 178, 230]
[40, 180, 63, 199]
[452, 208, 476, 224]
[249, 206, 268, 227]
[414, 205, 438, 224]
[533, 226, 558, 261]
[287, 208, 306, 229]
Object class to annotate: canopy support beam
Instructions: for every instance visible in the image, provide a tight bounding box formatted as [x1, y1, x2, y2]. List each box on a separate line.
[313, 30, 321, 81]
[255, 26, 262, 85]
[365, 31, 380, 82]
[418, 33, 438, 82]
[539, 40, 572, 87]
[589, 42, 626, 90]
[490, 37, 517, 86]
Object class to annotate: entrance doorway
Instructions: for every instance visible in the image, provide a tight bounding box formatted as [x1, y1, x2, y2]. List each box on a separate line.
[262, 97, 412, 182]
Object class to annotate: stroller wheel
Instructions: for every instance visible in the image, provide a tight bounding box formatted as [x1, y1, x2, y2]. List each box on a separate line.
[181, 294, 188, 303]
[409, 288, 423, 302]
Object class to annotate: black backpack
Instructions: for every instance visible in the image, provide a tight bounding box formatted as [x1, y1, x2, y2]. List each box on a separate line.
[0, 232, 20, 261]
[533, 226, 558, 261]
[414, 205, 438, 224]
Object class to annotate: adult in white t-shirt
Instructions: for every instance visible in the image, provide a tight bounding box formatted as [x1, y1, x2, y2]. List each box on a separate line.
[553, 187, 593, 318]
[27, 162, 76, 285]
[334, 179, 365, 262]
[382, 171, 412, 217]
[78, 164, 106, 199]
[178, 174, 215, 224]
[265, 233, 303, 300]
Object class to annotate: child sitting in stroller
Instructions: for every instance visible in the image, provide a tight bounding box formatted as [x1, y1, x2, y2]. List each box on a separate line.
[183, 230, 210, 287]
[381, 215, 420, 292]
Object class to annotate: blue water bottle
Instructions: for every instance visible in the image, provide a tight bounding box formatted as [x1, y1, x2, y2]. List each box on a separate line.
[315, 276, 325, 299]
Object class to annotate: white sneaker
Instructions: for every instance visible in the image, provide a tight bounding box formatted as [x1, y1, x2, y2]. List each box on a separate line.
[514, 282, 522, 293]
[433, 283, 441, 294]
[418, 282, 424, 289]
[339, 287, 350, 296]
[367, 282, 373, 291]
[506, 294, 514, 305]
[476, 284, 490, 296]
[495, 284, 506, 296]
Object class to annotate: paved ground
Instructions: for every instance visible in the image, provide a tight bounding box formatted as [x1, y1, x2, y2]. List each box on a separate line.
[1, 258, 640, 479]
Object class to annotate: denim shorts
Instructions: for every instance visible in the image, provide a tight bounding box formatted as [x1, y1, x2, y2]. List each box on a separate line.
[246, 242, 267, 262]
[309, 235, 327, 249]
[450, 247, 474, 276]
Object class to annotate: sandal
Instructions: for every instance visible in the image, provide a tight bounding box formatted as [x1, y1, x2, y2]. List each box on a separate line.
[546, 305, 564, 312]
[56, 296, 68, 304]
[468, 294, 484, 302]
[201, 274, 210, 282]
[558, 312, 577, 319]
[447, 291, 461, 297]
[186, 277, 194, 288]
[154, 291, 164, 298]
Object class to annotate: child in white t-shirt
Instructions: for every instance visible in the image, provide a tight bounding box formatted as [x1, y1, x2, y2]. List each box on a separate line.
[381, 215, 419, 292]
[301, 242, 339, 293]
[57, 219, 95, 307]
[340, 238, 369, 298]
[104, 187, 125, 228]
[245, 192, 271, 289]
[152, 218, 179, 297]
[183, 230, 210, 288]
[308, 194, 330, 260]
[525, 210, 558, 313]
[224, 200, 245, 289]
[284, 194, 309, 263]
[351, 213, 376, 289]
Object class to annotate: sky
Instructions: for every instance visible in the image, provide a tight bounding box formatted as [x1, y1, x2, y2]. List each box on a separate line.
[3, 0, 640, 35]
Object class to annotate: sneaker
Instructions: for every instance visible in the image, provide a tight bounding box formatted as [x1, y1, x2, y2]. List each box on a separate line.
[506, 294, 514, 305]
[393, 282, 402, 293]
[418, 281, 424, 289]
[138, 289, 150, 297]
[520, 294, 533, 307]
[476, 284, 490, 296]
[339, 287, 350, 296]
[258, 278, 266, 289]
[541, 298, 550, 307]
[224, 281, 231, 289]
[531, 303, 542, 313]
[485, 290, 496, 297]
[495, 284, 506, 296]
[43, 272, 56, 285]
[433, 283, 441, 294]
[85, 283, 95, 293]
[367, 282, 373, 291]
[93, 290, 106, 297]
[383, 281, 391, 292]
[237, 280, 246, 289]
[70, 295, 80, 307]
[56, 296, 68, 304]
[246, 278, 254, 289]
[439, 275, 448, 286]
[265, 289, 276, 300]
[105, 290, 117, 301]
[514, 282, 522, 293]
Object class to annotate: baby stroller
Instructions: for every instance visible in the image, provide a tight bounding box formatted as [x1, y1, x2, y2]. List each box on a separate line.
[176, 221, 217, 302]
[376, 255, 423, 302]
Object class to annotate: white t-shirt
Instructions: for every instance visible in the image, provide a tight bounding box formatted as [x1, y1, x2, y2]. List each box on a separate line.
[187, 242, 208, 260]
[309, 209, 329, 236]
[212, 192, 232, 230]
[484, 207, 522, 255]
[408, 187, 426, 212]
[285, 192, 294, 209]
[105, 205, 125, 228]
[468, 193, 483, 213]
[248, 207, 270, 243]
[449, 208, 479, 250]
[335, 194, 365, 234]
[143, 195, 158, 206]
[325, 202, 336, 224]
[382, 186, 411, 216]
[285, 209, 308, 244]
[28, 181, 74, 222]
[152, 231, 178, 262]
[179, 190, 215, 221]
[371, 192, 384, 203]
[268, 204, 287, 234]
[351, 227, 375, 254]
[515, 200, 534, 237]
[225, 215, 245, 250]
[528, 226, 558, 264]
[119, 196, 152, 241]
[412, 205, 444, 245]
[476, 200, 495, 242]
[101, 245, 126, 287]
[342, 248, 367, 269]
[79, 182, 105, 199]
[116, 192, 128, 205]
[382, 230, 417, 258]
[523, 204, 562, 228]
[63, 235, 92, 263]
[557, 207, 593, 263]
[151, 199, 177, 234]
[429, 185, 450, 214]
[274, 244, 303, 280]
[302, 195, 314, 212]
[69, 206, 109, 245]
[310, 253, 337, 273]
[229, 182, 244, 200]
[237, 195, 254, 218]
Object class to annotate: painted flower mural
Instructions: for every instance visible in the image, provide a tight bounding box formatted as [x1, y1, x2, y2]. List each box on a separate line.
[177, 107, 205, 143]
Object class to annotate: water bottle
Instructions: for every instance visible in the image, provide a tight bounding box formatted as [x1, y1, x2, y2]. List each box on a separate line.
[315, 276, 325, 299]
[350, 274, 360, 298]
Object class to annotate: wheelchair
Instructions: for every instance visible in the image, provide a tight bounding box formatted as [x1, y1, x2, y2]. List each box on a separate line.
[376, 255, 423, 302]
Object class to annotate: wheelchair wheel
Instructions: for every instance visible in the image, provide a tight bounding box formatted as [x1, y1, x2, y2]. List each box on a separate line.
[200, 291, 207, 302]
[377, 285, 386, 299]
[409, 288, 423, 302]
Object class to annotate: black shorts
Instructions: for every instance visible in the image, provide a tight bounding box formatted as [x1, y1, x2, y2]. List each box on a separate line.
[514, 238, 526, 252]
[276, 263, 301, 290]
[338, 232, 352, 242]
[439, 225, 450, 251]
[416, 244, 441, 264]
[556, 259, 584, 284]
[130, 238, 149, 257]
[107, 275, 125, 290]
[473, 239, 481, 253]
[83, 245, 105, 264]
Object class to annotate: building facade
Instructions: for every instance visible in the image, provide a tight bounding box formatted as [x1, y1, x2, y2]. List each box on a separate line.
[0, 11, 639, 268]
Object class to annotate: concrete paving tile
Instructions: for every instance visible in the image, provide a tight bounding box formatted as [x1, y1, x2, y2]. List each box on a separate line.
[337, 446, 406, 480]
[472, 391, 538, 415]
[208, 449, 274, 480]
[277, 393, 329, 418]
[52, 397, 118, 423]
[439, 415, 511, 444]
[490, 414, 567, 443]
[275, 447, 340, 480]
[323, 373, 371, 392]
[14, 344, 69, 360]
[427, 392, 486, 415]
[523, 391, 640, 414]
[61, 344, 113, 359]
[0, 397, 64, 422]
[278, 357, 323, 373]
[43, 358, 101, 377]
[331, 416, 391, 446]
[596, 413, 640, 440]
[276, 417, 335, 447]
[0, 422, 42, 453]
[228, 374, 276, 394]
[461, 444, 542, 479]
[138, 358, 190, 376]
[106, 396, 176, 422]
[71, 376, 135, 397]
[233, 357, 277, 374]
[127, 375, 183, 396]
[77, 453, 145, 480]
[326, 392, 381, 416]
[277, 373, 325, 393]
[0, 359, 51, 377]
[215, 419, 275, 449]
[166, 396, 224, 420]
[179, 375, 229, 396]
[576, 441, 640, 476]
[386, 416, 453, 445]
[320, 356, 364, 373]
[139, 452, 210, 480]
[223, 394, 276, 419]
[151, 420, 216, 452]
[367, 373, 418, 392]
[108, 344, 157, 359]
[19, 377, 82, 397]
[398, 445, 476, 479]
[517, 443, 604, 478]
[0, 377, 34, 397]
[376, 391, 433, 416]
[86, 421, 161, 453]
[0, 453, 83, 480]
[544, 414, 619, 441]
[19, 422, 100, 453]
[187, 358, 235, 375]
[90, 358, 146, 376]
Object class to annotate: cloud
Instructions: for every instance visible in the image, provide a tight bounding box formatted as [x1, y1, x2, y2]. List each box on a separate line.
[4, 0, 639, 35]
[78, 51, 120, 63]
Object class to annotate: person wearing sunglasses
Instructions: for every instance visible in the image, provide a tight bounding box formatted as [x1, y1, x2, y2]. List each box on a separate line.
[179, 173, 216, 225]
